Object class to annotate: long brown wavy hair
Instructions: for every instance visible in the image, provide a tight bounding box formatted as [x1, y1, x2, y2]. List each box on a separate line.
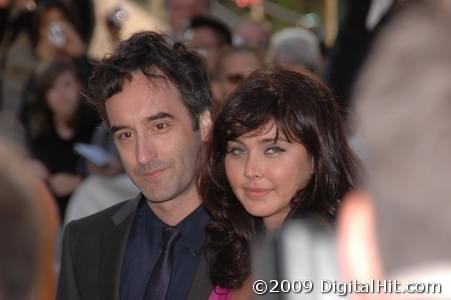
[197, 67, 358, 289]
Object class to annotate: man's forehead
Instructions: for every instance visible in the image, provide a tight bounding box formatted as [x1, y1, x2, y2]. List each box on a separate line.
[123, 70, 185, 102]
[105, 70, 184, 112]
[104, 67, 193, 127]
[128, 69, 170, 88]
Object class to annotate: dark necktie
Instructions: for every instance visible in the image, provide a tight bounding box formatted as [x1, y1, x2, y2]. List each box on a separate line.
[144, 226, 180, 300]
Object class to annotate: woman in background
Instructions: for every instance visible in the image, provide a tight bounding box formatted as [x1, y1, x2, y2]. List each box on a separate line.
[199, 68, 358, 299]
[26, 59, 96, 218]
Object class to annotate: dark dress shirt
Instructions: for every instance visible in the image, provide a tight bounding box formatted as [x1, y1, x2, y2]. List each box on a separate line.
[120, 196, 210, 300]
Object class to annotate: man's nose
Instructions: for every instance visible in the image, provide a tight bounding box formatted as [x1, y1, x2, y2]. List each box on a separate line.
[136, 137, 157, 165]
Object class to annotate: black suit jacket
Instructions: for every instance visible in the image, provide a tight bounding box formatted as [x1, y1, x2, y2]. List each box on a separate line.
[56, 195, 212, 300]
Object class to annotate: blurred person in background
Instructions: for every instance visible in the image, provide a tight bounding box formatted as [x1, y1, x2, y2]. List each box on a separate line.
[0, 138, 41, 300]
[24, 59, 96, 218]
[338, 0, 451, 298]
[32, 0, 91, 79]
[0, 0, 95, 115]
[104, 5, 128, 50]
[0, 0, 36, 114]
[199, 68, 358, 299]
[233, 18, 271, 54]
[61, 0, 95, 45]
[322, 0, 398, 115]
[267, 27, 322, 75]
[213, 45, 264, 106]
[183, 14, 232, 79]
[165, 0, 210, 41]
[0, 136, 59, 300]
[0, 110, 27, 148]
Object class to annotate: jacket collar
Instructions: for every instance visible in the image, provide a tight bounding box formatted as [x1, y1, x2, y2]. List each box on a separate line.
[111, 193, 142, 225]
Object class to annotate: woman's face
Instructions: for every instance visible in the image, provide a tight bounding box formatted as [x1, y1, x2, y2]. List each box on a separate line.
[224, 122, 314, 231]
[45, 70, 80, 121]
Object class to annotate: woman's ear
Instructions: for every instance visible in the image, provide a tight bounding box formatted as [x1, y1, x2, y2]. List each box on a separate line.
[199, 110, 212, 142]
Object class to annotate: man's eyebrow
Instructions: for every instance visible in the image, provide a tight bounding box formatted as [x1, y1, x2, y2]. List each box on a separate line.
[145, 112, 175, 123]
[110, 125, 126, 134]
[110, 112, 175, 134]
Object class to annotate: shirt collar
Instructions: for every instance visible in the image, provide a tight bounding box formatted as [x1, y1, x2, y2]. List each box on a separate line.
[139, 194, 211, 255]
[175, 204, 211, 255]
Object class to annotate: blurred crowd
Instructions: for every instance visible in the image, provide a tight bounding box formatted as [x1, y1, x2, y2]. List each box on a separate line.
[1, 0, 451, 299]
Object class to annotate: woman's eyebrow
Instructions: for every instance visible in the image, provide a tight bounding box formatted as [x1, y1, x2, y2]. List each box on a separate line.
[257, 137, 288, 144]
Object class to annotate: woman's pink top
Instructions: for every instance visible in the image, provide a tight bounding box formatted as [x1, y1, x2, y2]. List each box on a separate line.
[208, 286, 232, 300]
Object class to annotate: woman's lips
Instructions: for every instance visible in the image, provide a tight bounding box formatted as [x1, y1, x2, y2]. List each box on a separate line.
[243, 187, 273, 198]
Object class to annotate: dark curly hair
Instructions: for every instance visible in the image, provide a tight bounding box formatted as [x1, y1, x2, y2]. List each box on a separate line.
[87, 31, 212, 129]
[198, 67, 358, 289]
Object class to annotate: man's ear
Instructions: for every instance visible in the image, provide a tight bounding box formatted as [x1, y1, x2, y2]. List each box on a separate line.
[337, 190, 383, 283]
[198, 110, 212, 142]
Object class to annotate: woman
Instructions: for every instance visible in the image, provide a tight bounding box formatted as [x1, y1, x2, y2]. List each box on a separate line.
[30, 0, 95, 89]
[198, 68, 358, 299]
[26, 59, 97, 218]
[33, 0, 87, 62]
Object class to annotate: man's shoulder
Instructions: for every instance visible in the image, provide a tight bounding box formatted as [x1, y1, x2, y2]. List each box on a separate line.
[64, 197, 138, 232]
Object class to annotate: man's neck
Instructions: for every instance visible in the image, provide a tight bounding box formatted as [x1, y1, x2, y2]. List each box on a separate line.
[147, 192, 202, 226]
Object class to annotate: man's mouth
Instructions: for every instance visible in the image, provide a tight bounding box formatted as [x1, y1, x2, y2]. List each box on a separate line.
[143, 167, 168, 179]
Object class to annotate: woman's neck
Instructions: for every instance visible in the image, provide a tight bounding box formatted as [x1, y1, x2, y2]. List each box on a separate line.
[263, 212, 289, 233]
[54, 117, 74, 140]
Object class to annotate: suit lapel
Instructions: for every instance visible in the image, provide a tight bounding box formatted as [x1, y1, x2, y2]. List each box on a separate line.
[99, 195, 141, 300]
[187, 251, 212, 300]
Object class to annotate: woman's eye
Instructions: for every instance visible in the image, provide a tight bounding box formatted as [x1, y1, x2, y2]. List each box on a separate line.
[265, 146, 286, 155]
[227, 147, 246, 156]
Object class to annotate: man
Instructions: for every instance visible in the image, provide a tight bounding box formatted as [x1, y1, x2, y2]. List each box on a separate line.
[214, 45, 264, 104]
[165, 0, 211, 41]
[338, 1, 451, 298]
[183, 15, 232, 78]
[57, 31, 213, 300]
[234, 18, 271, 52]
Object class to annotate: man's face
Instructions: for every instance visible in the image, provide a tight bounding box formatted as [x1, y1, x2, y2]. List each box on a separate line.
[169, 0, 209, 35]
[186, 27, 224, 75]
[219, 51, 263, 99]
[106, 71, 205, 205]
[236, 21, 270, 51]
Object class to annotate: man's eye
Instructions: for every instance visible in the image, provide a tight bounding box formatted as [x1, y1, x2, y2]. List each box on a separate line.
[154, 123, 169, 131]
[265, 146, 286, 155]
[116, 131, 133, 141]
